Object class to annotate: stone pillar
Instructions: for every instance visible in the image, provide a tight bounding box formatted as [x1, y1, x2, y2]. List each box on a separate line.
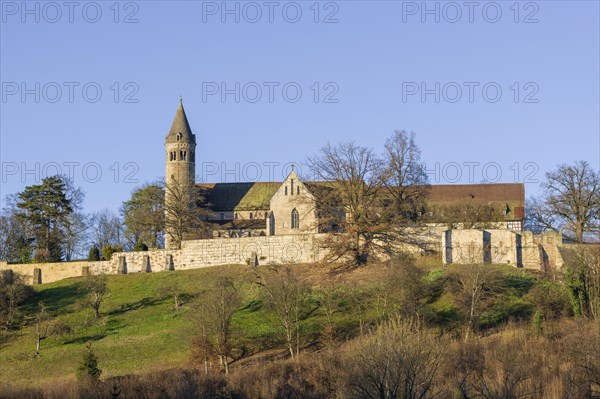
[166, 254, 174, 271]
[33, 268, 42, 284]
[142, 255, 151, 273]
[249, 251, 259, 267]
[117, 256, 127, 274]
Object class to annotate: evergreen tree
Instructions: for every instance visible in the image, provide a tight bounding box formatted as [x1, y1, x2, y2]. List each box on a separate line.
[15, 176, 74, 262]
[88, 246, 100, 261]
[76, 343, 102, 384]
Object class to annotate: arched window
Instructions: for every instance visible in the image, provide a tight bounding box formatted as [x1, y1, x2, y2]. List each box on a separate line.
[183, 151, 187, 161]
[291, 208, 299, 229]
[177, 132, 182, 141]
[285, 186, 288, 196]
[291, 179, 294, 195]
[249, 212, 253, 219]
[297, 186, 300, 195]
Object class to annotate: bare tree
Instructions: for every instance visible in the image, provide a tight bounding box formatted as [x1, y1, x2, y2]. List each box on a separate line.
[162, 177, 210, 250]
[469, 330, 543, 399]
[254, 265, 311, 359]
[198, 275, 242, 374]
[532, 161, 600, 242]
[341, 317, 445, 399]
[81, 275, 109, 319]
[89, 209, 123, 250]
[307, 142, 387, 265]
[63, 211, 88, 261]
[452, 264, 504, 341]
[34, 301, 49, 356]
[33, 301, 71, 356]
[316, 283, 343, 344]
[157, 274, 185, 310]
[382, 130, 429, 225]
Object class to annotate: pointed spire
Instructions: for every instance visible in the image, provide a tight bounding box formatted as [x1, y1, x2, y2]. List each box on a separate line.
[166, 98, 195, 143]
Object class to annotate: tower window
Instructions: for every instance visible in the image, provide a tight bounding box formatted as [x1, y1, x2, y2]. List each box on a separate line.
[291, 208, 299, 229]
[180, 151, 184, 160]
[285, 186, 288, 196]
[183, 151, 187, 161]
[177, 132, 182, 141]
[291, 179, 294, 195]
[297, 186, 300, 195]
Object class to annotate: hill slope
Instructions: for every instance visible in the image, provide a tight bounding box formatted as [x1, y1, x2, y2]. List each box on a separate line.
[0, 260, 555, 386]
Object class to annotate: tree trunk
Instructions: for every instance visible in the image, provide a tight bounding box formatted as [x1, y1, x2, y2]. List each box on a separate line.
[465, 285, 478, 342]
[576, 223, 584, 243]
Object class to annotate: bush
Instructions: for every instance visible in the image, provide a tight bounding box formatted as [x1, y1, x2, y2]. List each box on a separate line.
[101, 245, 122, 261]
[134, 242, 149, 252]
[88, 246, 101, 261]
[77, 343, 102, 385]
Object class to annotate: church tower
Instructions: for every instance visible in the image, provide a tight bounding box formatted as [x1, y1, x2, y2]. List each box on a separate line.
[165, 98, 196, 249]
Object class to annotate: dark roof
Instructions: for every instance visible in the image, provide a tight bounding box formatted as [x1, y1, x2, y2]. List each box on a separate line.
[197, 182, 280, 211]
[427, 183, 524, 203]
[165, 98, 196, 144]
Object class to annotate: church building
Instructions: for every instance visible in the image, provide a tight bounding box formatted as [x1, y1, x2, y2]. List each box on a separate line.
[165, 100, 525, 248]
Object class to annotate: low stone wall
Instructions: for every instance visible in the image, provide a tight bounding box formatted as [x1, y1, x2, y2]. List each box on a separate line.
[0, 260, 111, 285]
[2, 228, 554, 285]
[0, 234, 327, 285]
[442, 229, 564, 269]
[179, 233, 324, 267]
[393, 226, 445, 254]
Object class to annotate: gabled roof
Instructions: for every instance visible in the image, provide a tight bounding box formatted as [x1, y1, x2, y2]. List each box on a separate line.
[197, 182, 280, 211]
[165, 98, 196, 144]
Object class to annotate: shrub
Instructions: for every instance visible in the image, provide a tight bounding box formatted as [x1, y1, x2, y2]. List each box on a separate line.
[101, 245, 122, 261]
[77, 343, 102, 385]
[134, 242, 148, 252]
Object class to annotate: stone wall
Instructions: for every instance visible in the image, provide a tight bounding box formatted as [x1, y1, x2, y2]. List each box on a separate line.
[2, 228, 564, 285]
[0, 260, 111, 285]
[442, 229, 564, 269]
[0, 233, 326, 285]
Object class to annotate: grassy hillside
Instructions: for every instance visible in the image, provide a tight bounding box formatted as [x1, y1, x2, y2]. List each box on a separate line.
[0, 259, 566, 387]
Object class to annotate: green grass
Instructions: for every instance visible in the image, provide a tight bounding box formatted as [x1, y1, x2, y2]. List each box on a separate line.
[0, 266, 268, 384]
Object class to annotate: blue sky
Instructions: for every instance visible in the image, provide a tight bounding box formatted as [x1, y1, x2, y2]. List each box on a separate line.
[1, 1, 599, 213]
